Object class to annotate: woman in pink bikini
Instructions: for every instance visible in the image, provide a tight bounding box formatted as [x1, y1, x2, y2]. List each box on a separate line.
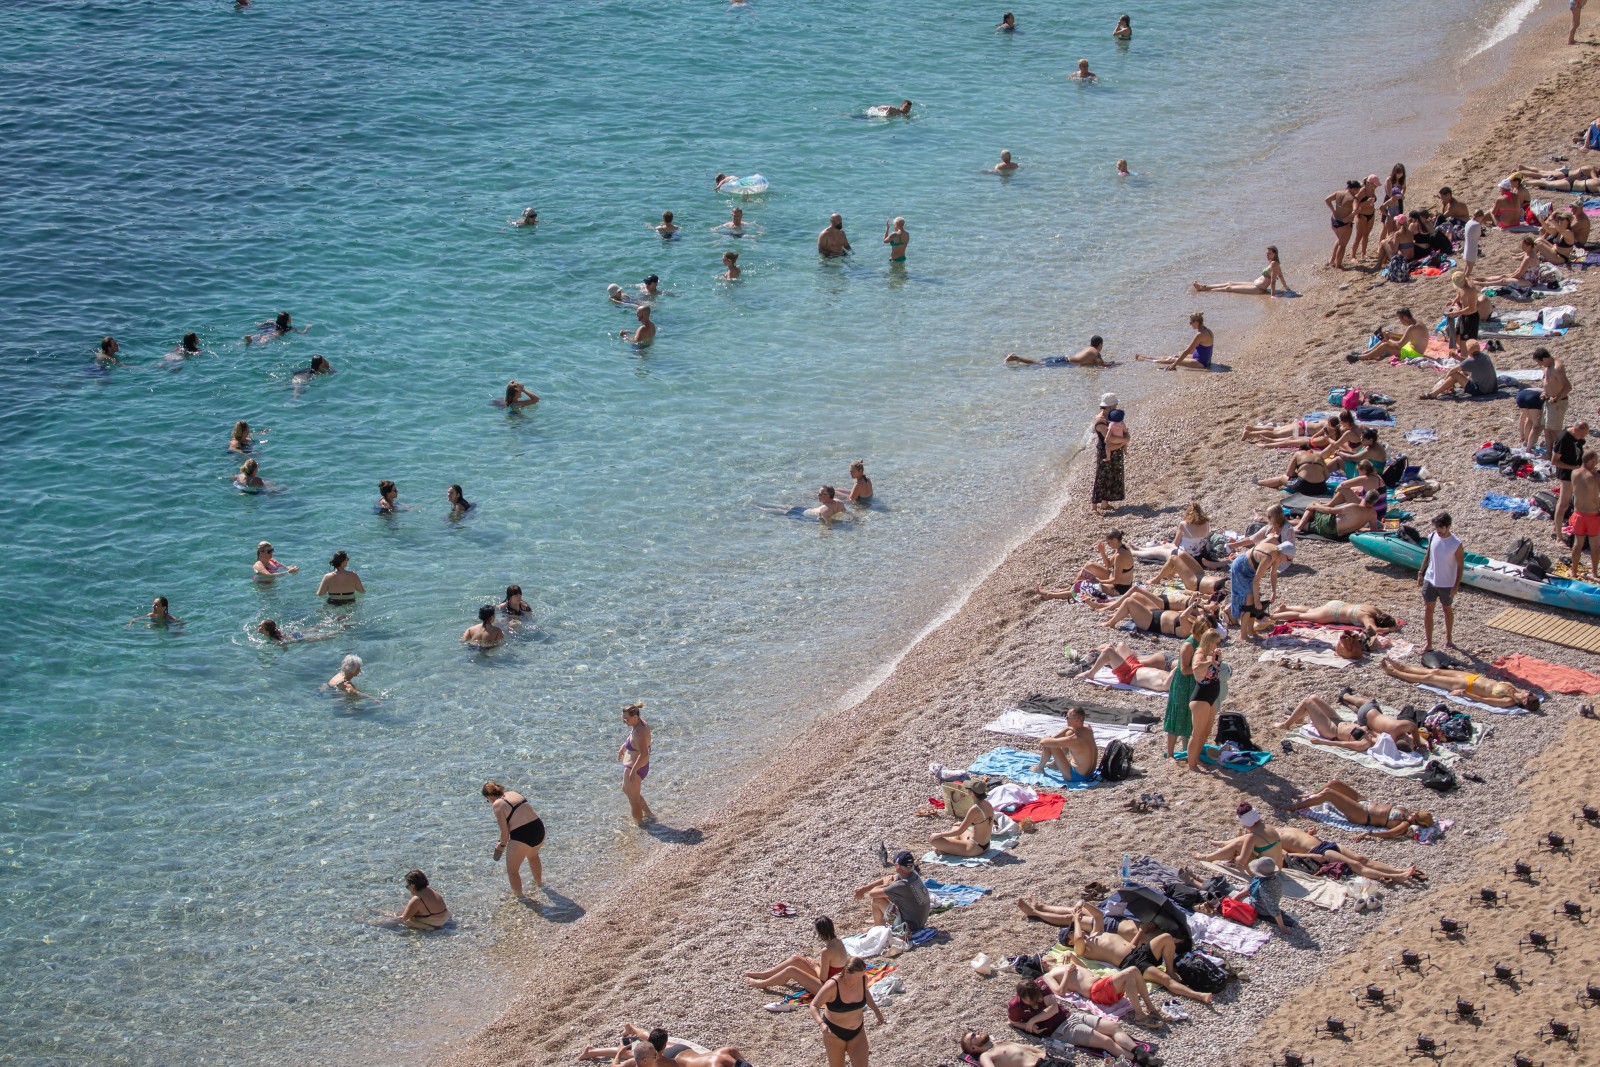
[619, 701, 655, 824]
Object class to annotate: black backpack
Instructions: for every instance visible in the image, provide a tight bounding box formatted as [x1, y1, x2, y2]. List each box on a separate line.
[1507, 537, 1536, 566]
[1475, 443, 1510, 466]
[1214, 712, 1257, 752]
[1398, 522, 1425, 546]
[1099, 739, 1134, 782]
[1382, 453, 1408, 488]
[1421, 759, 1458, 792]
[1174, 951, 1230, 993]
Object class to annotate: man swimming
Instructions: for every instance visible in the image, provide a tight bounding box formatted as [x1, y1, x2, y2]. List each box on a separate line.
[1005, 335, 1107, 367]
[511, 208, 537, 227]
[817, 213, 851, 257]
[1070, 58, 1097, 80]
[994, 150, 1018, 173]
[653, 211, 678, 238]
[867, 99, 912, 117]
[463, 605, 505, 649]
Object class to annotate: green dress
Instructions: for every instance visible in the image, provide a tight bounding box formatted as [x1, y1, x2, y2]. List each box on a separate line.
[1164, 636, 1197, 737]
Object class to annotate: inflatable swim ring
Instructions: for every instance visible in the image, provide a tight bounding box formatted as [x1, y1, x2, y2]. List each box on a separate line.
[717, 174, 769, 195]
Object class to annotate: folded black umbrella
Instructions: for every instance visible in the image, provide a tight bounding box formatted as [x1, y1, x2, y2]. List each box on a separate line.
[1111, 885, 1194, 949]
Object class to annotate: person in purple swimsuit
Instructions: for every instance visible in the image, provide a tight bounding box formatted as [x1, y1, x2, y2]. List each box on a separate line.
[619, 701, 655, 824]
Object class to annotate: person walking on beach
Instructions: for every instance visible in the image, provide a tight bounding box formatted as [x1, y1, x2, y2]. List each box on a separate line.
[1090, 396, 1127, 514]
[1325, 180, 1359, 268]
[818, 213, 851, 257]
[1572, 0, 1587, 46]
[1418, 512, 1463, 652]
[882, 217, 909, 264]
[483, 780, 545, 896]
[618, 701, 655, 824]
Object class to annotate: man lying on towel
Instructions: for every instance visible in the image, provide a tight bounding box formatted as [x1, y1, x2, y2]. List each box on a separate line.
[1073, 642, 1174, 691]
[1293, 490, 1381, 541]
[1029, 706, 1100, 784]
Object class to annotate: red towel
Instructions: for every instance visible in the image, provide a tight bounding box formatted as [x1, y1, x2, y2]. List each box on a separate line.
[1010, 793, 1066, 822]
[1492, 653, 1600, 695]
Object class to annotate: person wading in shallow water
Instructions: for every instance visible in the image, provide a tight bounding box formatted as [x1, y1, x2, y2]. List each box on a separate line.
[618, 701, 655, 824]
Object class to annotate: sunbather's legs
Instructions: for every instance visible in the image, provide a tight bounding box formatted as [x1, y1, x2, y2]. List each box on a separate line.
[1142, 964, 1214, 1004]
[744, 955, 823, 989]
[1324, 845, 1421, 882]
[1074, 642, 1137, 681]
[1016, 898, 1076, 926]
[1112, 965, 1161, 1016]
[1274, 695, 1339, 734]
[1193, 834, 1252, 865]
[928, 826, 985, 857]
[1193, 280, 1269, 294]
[1379, 658, 1448, 686]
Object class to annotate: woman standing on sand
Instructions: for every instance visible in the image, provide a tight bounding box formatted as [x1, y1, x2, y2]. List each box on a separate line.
[618, 702, 655, 824]
[1351, 174, 1380, 261]
[483, 780, 545, 897]
[1164, 616, 1205, 760]
[1185, 628, 1224, 772]
[1090, 395, 1127, 514]
[810, 956, 885, 1067]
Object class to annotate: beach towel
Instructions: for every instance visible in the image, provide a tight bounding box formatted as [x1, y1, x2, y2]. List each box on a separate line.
[783, 960, 897, 1003]
[1491, 653, 1600, 694]
[968, 746, 1100, 790]
[1188, 910, 1273, 956]
[1258, 627, 1366, 669]
[1418, 682, 1528, 715]
[1171, 744, 1272, 772]
[1480, 492, 1532, 515]
[984, 709, 1150, 746]
[1016, 694, 1163, 729]
[921, 833, 1020, 868]
[1287, 709, 1487, 775]
[1008, 793, 1066, 822]
[1198, 861, 1346, 910]
[985, 782, 1038, 809]
[924, 878, 991, 909]
[1302, 802, 1369, 833]
[1088, 666, 1164, 697]
[1405, 429, 1439, 444]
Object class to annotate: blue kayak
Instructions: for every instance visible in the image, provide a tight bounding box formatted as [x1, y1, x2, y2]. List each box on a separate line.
[1351, 531, 1600, 617]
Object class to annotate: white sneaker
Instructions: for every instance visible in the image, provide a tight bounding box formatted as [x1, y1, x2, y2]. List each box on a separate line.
[1162, 999, 1191, 1022]
[762, 1000, 797, 1013]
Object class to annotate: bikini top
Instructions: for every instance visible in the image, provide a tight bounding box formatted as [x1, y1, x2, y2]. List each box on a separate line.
[828, 977, 867, 1013]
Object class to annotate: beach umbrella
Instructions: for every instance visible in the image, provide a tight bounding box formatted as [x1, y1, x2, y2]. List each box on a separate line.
[1110, 885, 1193, 947]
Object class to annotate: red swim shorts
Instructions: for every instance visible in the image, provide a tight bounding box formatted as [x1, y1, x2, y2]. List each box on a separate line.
[1572, 511, 1600, 538]
[1112, 656, 1142, 686]
[1090, 976, 1121, 1006]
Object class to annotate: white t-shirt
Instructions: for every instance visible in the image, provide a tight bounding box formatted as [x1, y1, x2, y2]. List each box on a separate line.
[1462, 219, 1482, 263]
[1424, 532, 1462, 588]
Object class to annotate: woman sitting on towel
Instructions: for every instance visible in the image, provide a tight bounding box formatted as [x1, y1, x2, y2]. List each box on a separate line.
[1258, 445, 1329, 494]
[1070, 530, 1136, 595]
[1130, 502, 1219, 564]
[1240, 409, 1357, 450]
[1098, 596, 1216, 637]
[1327, 459, 1385, 510]
[928, 777, 995, 857]
[1379, 658, 1541, 711]
[1273, 693, 1419, 752]
[1283, 779, 1435, 839]
[1483, 235, 1544, 288]
[1071, 643, 1173, 691]
[1269, 601, 1398, 635]
[743, 915, 848, 993]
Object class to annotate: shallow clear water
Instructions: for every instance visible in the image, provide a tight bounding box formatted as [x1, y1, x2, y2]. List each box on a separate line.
[0, 0, 1496, 1063]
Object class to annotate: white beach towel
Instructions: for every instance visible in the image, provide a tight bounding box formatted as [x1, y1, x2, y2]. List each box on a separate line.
[1303, 802, 1368, 833]
[1088, 667, 1164, 697]
[984, 709, 1150, 745]
[843, 925, 907, 958]
[984, 781, 1038, 809]
[1198, 861, 1346, 911]
[1418, 683, 1527, 715]
[1188, 910, 1273, 956]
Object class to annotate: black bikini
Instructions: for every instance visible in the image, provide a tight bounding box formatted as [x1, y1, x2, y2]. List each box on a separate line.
[504, 797, 547, 848]
[823, 981, 867, 1042]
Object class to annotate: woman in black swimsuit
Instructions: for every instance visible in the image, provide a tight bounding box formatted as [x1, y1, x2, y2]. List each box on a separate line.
[1351, 174, 1379, 261]
[1063, 529, 1135, 596]
[484, 780, 546, 897]
[809, 956, 884, 1067]
[1325, 179, 1359, 268]
[315, 550, 365, 606]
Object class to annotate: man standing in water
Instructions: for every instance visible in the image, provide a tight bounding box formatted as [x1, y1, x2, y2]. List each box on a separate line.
[462, 605, 505, 649]
[622, 304, 656, 346]
[995, 150, 1018, 173]
[818, 213, 851, 257]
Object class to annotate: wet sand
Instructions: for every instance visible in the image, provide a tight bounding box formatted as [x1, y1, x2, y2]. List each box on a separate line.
[437, 9, 1600, 1066]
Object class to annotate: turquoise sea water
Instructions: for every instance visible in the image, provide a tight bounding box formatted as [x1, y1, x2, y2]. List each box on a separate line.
[0, 1, 1501, 1063]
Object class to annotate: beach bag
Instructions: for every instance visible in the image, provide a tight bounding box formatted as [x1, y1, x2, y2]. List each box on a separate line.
[1099, 739, 1134, 782]
[941, 782, 976, 819]
[1475, 443, 1511, 466]
[1507, 537, 1536, 566]
[1533, 490, 1558, 517]
[1219, 898, 1258, 926]
[1162, 883, 1205, 911]
[1214, 712, 1256, 751]
[1442, 713, 1473, 743]
[1340, 388, 1366, 411]
[1335, 632, 1368, 660]
[1174, 952, 1230, 993]
[1382, 453, 1408, 488]
[1385, 255, 1411, 283]
[1011, 953, 1044, 979]
[1421, 759, 1458, 793]
[1286, 855, 1322, 875]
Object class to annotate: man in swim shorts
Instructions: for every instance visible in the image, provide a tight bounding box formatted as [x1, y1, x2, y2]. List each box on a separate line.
[1572, 452, 1600, 580]
[1004, 336, 1106, 367]
[1031, 706, 1100, 783]
[817, 213, 851, 257]
[1352, 307, 1429, 362]
[1537, 348, 1572, 455]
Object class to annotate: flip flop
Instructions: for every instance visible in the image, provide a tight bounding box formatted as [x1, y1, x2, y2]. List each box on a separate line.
[770, 902, 797, 917]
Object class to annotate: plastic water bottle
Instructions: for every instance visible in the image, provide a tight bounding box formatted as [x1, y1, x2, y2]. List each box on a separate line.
[1121, 853, 1131, 886]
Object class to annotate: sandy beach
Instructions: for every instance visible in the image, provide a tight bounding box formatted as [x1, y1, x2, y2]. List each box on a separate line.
[437, 8, 1600, 1067]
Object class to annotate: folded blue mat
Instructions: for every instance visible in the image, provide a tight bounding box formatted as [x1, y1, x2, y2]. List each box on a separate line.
[968, 746, 1098, 790]
[1171, 744, 1272, 772]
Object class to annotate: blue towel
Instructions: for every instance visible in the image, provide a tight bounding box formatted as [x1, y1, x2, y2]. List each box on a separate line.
[1171, 744, 1272, 772]
[924, 879, 991, 907]
[909, 928, 940, 946]
[1480, 492, 1531, 516]
[968, 746, 1099, 790]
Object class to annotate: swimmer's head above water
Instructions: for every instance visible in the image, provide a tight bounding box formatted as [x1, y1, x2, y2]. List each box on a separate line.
[258, 619, 284, 641]
[275, 312, 292, 333]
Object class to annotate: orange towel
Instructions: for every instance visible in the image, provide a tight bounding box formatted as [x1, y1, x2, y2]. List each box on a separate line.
[1492, 653, 1600, 695]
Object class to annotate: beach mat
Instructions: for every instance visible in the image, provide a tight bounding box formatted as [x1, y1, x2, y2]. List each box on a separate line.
[1487, 606, 1600, 655]
[921, 832, 1020, 868]
[1087, 667, 1164, 697]
[968, 746, 1099, 790]
[1016, 694, 1160, 727]
[1171, 744, 1272, 772]
[1491, 652, 1600, 694]
[984, 709, 1151, 746]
